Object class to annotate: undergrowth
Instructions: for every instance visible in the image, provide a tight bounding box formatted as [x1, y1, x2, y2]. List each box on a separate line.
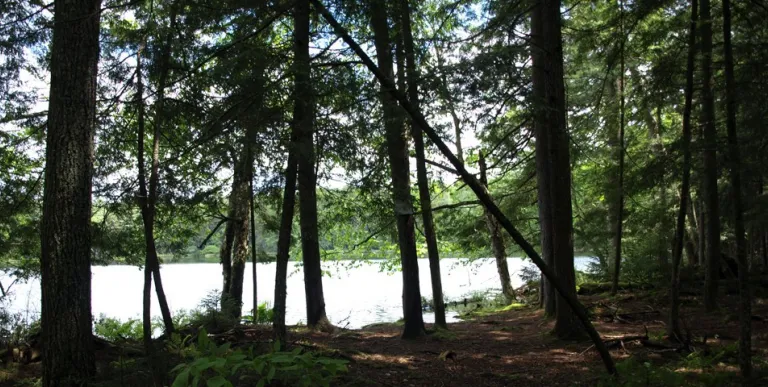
[169, 329, 348, 387]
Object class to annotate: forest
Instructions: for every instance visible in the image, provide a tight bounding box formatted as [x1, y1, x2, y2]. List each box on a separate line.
[1, 0, 767, 385]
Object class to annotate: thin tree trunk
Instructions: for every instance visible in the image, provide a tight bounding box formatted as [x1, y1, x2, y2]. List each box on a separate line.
[250, 177, 258, 322]
[309, 0, 617, 373]
[722, 0, 751, 376]
[697, 195, 706, 267]
[399, 0, 447, 329]
[479, 152, 515, 304]
[763, 233, 767, 274]
[40, 1, 101, 384]
[293, 0, 330, 331]
[135, 47, 164, 385]
[686, 190, 700, 266]
[142, 1, 181, 333]
[611, 0, 626, 296]
[273, 151, 299, 343]
[669, 0, 698, 339]
[369, 0, 425, 339]
[700, 0, 721, 311]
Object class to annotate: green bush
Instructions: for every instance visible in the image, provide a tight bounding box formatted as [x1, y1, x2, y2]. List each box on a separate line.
[94, 315, 149, 341]
[242, 302, 274, 325]
[170, 329, 348, 387]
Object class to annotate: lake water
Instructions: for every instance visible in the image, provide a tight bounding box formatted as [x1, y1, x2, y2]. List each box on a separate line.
[2, 257, 592, 329]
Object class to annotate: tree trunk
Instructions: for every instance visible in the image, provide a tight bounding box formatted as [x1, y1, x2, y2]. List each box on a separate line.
[140, 1, 181, 333]
[722, 0, 751, 376]
[479, 152, 515, 304]
[531, 0, 581, 338]
[686, 190, 700, 267]
[273, 149, 299, 343]
[669, 0, 698, 339]
[223, 158, 251, 318]
[399, 0, 447, 329]
[220, 206, 235, 296]
[135, 47, 164, 385]
[250, 178, 258, 322]
[611, 1, 626, 296]
[697, 195, 706, 267]
[40, 0, 101, 384]
[700, 0, 721, 311]
[309, 0, 617, 372]
[293, 0, 331, 331]
[531, 3, 556, 316]
[369, 0, 425, 339]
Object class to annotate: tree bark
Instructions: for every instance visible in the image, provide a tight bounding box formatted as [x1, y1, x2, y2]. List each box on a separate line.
[40, 0, 101, 384]
[686, 190, 700, 267]
[700, 0, 721, 312]
[309, 0, 617, 373]
[220, 206, 235, 297]
[697, 195, 706, 267]
[273, 149, 299, 343]
[399, 0, 447, 329]
[223, 158, 251, 318]
[669, 0, 698, 339]
[250, 178, 258, 322]
[479, 152, 515, 304]
[611, 0, 626, 296]
[369, 0, 425, 339]
[722, 0, 751, 376]
[531, 0, 581, 338]
[531, 1, 556, 317]
[293, 0, 331, 331]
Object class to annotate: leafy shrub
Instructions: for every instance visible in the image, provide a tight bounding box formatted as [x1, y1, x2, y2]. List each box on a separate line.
[94, 315, 154, 341]
[241, 302, 274, 325]
[170, 329, 348, 387]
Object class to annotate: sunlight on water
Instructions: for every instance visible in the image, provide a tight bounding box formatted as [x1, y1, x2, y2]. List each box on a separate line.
[2, 257, 592, 329]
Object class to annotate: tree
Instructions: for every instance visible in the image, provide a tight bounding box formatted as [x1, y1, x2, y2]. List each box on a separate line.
[479, 152, 515, 304]
[40, 0, 102, 384]
[135, 46, 164, 385]
[721, 0, 751, 377]
[669, 0, 698, 340]
[309, 0, 616, 373]
[399, 0, 447, 328]
[294, 0, 331, 331]
[700, 0, 721, 311]
[610, 0, 626, 296]
[531, 0, 581, 338]
[369, 0, 426, 339]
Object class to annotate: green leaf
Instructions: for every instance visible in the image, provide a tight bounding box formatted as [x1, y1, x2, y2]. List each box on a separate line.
[206, 375, 230, 387]
[171, 369, 190, 387]
[267, 365, 276, 381]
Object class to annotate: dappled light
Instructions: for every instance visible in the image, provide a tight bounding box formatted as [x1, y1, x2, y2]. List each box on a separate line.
[1, 0, 768, 385]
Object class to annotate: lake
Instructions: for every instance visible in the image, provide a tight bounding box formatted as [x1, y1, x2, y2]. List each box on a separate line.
[2, 257, 593, 329]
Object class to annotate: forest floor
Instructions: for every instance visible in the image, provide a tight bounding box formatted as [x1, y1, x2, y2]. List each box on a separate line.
[1, 288, 768, 386]
[294, 289, 768, 386]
